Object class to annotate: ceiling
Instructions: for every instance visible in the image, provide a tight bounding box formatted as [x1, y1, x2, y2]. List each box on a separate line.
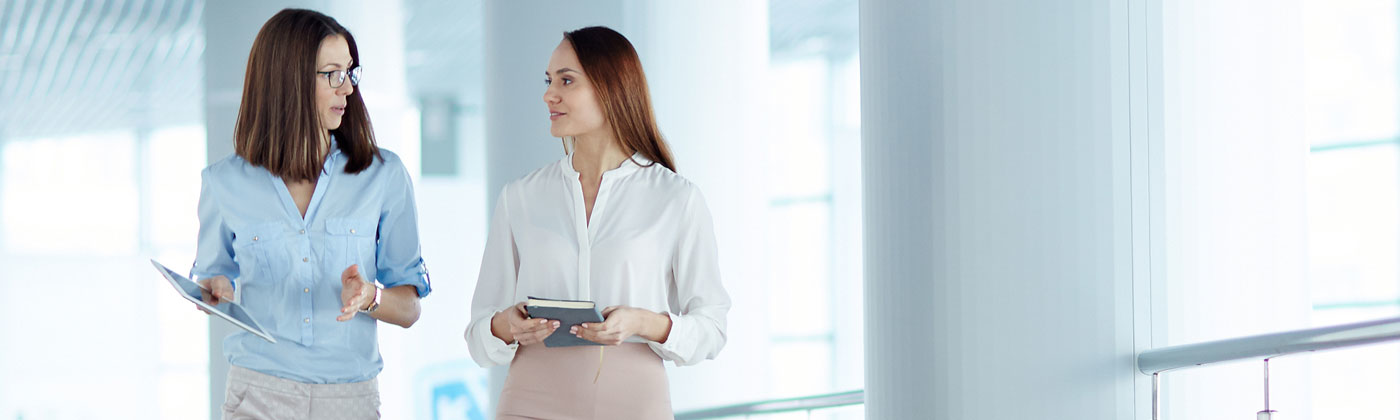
[0, 0, 854, 140]
[0, 0, 204, 139]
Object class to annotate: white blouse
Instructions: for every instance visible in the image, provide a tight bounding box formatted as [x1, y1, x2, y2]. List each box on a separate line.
[465, 153, 731, 367]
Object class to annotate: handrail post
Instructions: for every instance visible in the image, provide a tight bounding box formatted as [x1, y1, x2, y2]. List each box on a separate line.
[1152, 372, 1160, 420]
[1257, 359, 1277, 420]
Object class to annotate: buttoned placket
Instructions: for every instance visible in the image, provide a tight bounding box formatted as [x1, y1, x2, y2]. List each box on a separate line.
[567, 157, 636, 302]
[269, 145, 339, 345]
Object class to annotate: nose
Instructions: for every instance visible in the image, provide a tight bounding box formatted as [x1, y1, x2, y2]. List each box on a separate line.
[336, 80, 354, 96]
[543, 85, 560, 106]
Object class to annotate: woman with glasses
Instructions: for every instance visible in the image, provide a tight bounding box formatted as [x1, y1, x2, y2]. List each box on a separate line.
[191, 8, 430, 419]
[465, 26, 731, 419]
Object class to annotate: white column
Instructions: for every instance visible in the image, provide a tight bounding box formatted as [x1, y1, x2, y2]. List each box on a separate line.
[861, 0, 1139, 418]
[622, 1, 773, 411]
[325, 0, 417, 176]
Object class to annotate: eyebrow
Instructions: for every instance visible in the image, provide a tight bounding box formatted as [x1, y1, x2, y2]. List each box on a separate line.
[547, 67, 579, 76]
[319, 61, 354, 70]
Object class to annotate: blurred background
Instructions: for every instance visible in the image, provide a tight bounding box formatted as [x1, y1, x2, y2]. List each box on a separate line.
[1, 0, 1400, 419]
[0, 0, 863, 419]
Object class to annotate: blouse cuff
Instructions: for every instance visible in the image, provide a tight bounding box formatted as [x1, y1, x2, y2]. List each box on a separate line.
[649, 312, 700, 366]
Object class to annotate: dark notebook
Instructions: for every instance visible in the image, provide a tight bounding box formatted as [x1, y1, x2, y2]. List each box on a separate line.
[525, 296, 605, 347]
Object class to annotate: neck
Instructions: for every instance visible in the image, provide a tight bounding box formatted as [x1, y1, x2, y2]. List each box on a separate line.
[571, 131, 629, 179]
[317, 130, 332, 162]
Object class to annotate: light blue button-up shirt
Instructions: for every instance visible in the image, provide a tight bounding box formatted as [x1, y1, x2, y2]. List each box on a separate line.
[191, 141, 431, 384]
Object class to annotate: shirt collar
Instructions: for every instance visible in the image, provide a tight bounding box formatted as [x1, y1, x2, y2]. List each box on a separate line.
[322, 135, 342, 174]
[561, 151, 650, 180]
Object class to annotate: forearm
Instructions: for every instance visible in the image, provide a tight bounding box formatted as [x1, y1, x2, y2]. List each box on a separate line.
[367, 285, 421, 328]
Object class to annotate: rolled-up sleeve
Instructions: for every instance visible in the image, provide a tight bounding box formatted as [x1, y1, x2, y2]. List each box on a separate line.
[376, 159, 431, 297]
[191, 168, 240, 285]
[649, 187, 731, 366]
[464, 186, 521, 367]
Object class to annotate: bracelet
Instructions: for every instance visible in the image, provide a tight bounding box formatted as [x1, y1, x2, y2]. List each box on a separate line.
[358, 284, 382, 313]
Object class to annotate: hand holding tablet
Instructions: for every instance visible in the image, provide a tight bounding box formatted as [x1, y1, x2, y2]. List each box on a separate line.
[151, 259, 277, 343]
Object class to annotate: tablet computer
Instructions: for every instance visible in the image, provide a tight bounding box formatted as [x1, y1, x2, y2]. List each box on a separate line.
[151, 259, 277, 343]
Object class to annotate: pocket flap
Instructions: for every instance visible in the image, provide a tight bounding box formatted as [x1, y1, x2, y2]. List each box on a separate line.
[325, 218, 377, 237]
[233, 221, 289, 246]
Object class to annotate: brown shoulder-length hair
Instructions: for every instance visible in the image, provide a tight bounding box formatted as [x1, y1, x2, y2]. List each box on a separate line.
[563, 26, 677, 172]
[234, 8, 379, 182]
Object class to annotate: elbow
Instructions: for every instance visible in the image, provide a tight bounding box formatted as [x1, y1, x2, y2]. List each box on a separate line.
[392, 299, 422, 328]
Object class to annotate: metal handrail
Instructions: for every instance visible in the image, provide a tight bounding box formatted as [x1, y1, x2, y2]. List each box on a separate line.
[672, 317, 1400, 419]
[673, 390, 863, 420]
[1137, 316, 1400, 375]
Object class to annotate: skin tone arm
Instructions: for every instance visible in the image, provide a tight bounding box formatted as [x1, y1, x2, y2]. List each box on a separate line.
[338, 264, 420, 328]
[196, 266, 421, 329]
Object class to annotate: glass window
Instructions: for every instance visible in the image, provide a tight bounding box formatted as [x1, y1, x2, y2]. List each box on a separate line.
[1303, 0, 1400, 417]
[766, 0, 862, 409]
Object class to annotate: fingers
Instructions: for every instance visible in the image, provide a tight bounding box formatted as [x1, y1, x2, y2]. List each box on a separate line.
[213, 278, 234, 302]
[342, 264, 361, 282]
[512, 318, 558, 345]
[338, 289, 367, 322]
[337, 280, 371, 322]
[572, 322, 623, 345]
[199, 286, 217, 305]
[601, 305, 619, 317]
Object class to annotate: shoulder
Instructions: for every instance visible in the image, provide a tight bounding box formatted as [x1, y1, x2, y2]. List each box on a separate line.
[632, 163, 703, 203]
[201, 154, 259, 184]
[352, 147, 410, 186]
[500, 157, 568, 197]
[375, 147, 406, 169]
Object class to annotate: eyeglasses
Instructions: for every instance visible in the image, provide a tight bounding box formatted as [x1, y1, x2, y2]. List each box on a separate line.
[315, 66, 362, 89]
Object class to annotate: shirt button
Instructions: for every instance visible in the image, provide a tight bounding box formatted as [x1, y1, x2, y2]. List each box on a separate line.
[304, 318, 310, 323]
[252, 236, 259, 241]
[303, 288, 310, 293]
[350, 229, 356, 234]
[299, 229, 306, 234]
[303, 257, 309, 262]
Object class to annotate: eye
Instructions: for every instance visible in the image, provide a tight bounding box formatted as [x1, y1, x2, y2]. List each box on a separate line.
[544, 78, 552, 87]
[562, 78, 573, 86]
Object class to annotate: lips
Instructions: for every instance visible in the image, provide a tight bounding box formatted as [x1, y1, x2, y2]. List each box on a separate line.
[550, 111, 566, 121]
[331, 105, 346, 115]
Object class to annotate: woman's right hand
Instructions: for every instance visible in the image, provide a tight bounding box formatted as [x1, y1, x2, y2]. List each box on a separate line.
[491, 302, 558, 346]
[195, 275, 235, 313]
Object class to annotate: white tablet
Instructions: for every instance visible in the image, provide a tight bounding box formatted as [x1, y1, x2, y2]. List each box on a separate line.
[151, 259, 277, 343]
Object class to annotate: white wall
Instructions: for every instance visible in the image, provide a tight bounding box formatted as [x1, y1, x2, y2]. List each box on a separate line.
[861, 0, 1141, 418]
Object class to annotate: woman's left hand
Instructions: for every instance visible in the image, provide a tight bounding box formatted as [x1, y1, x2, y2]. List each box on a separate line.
[338, 264, 376, 321]
[574, 306, 671, 345]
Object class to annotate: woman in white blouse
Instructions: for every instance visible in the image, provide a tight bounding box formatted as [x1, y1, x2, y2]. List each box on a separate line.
[464, 26, 731, 419]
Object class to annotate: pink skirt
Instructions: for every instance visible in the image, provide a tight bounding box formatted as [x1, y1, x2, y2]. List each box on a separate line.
[497, 342, 672, 420]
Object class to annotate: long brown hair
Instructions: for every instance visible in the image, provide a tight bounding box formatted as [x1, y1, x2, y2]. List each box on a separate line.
[234, 8, 379, 182]
[563, 26, 676, 172]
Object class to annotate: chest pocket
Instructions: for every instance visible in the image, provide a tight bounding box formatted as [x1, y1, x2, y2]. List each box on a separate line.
[232, 221, 292, 283]
[324, 218, 379, 280]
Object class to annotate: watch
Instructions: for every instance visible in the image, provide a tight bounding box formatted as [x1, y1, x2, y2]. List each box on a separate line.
[359, 285, 382, 314]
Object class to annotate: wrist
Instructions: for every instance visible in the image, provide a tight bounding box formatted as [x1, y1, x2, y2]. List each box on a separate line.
[646, 311, 673, 343]
[358, 284, 381, 313]
[491, 310, 516, 345]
